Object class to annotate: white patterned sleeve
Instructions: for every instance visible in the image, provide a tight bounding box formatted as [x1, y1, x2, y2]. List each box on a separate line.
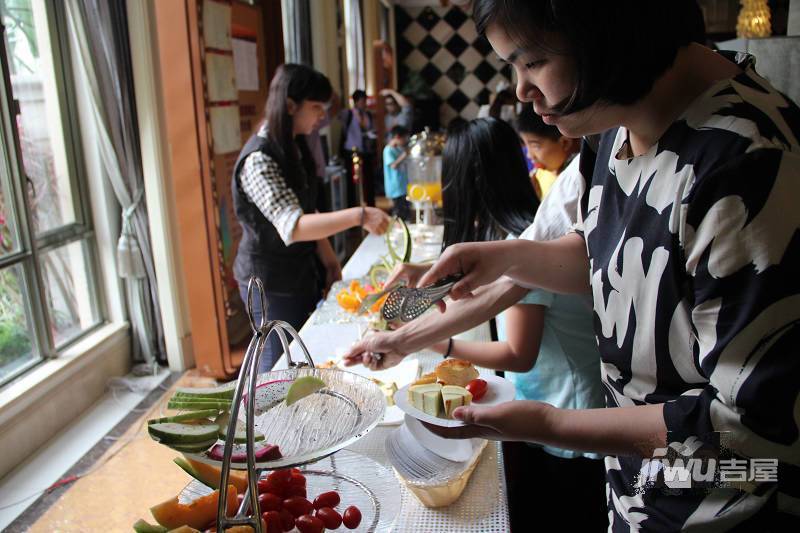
[240, 152, 303, 246]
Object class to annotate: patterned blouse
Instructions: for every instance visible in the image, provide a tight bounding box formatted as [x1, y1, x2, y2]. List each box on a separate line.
[239, 125, 304, 246]
[575, 52, 800, 530]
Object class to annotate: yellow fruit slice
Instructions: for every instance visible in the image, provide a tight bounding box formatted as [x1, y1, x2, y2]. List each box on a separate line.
[285, 376, 326, 406]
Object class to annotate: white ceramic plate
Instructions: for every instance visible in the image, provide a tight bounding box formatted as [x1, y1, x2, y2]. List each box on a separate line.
[403, 414, 475, 462]
[393, 374, 516, 428]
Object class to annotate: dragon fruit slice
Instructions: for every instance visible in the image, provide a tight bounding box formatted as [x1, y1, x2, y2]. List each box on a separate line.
[207, 442, 282, 462]
[241, 379, 292, 416]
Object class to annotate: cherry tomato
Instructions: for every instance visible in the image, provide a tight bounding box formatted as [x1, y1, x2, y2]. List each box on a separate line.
[258, 492, 282, 512]
[261, 510, 283, 533]
[312, 490, 341, 510]
[278, 508, 295, 531]
[283, 496, 314, 517]
[268, 469, 293, 485]
[316, 506, 343, 529]
[342, 505, 362, 529]
[258, 478, 287, 497]
[289, 471, 307, 488]
[294, 514, 325, 533]
[465, 378, 488, 401]
[285, 484, 307, 498]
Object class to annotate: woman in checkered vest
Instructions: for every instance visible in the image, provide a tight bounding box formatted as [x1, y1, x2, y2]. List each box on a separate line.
[232, 64, 391, 372]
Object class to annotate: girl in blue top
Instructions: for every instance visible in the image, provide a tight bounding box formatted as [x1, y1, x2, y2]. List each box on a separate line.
[344, 117, 607, 528]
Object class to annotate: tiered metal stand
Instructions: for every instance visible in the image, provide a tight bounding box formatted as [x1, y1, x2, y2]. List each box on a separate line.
[215, 277, 317, 533]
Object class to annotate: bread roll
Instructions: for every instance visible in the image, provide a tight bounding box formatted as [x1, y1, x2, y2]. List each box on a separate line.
[435, 358, 479, 387]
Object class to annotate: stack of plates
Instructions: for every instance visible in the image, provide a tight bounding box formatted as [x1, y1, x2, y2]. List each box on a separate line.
[385, 416, 482, 482]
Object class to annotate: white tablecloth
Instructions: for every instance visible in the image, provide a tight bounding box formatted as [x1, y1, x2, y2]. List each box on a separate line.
[277, 228, 510, 532]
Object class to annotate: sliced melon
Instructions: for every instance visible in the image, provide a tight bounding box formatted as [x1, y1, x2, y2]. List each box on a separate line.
[147, 409, 220, 425]
[150, 485, 237, 530]
[133, 518, 168, 533]
[285, 376, 326, 406]
[148, 423, 219, 444]
[214, 411, 265, 443]
[172, 381, 237, 399]
[164, 438, 218, 453]
[173, 456, 249, 493]
[166, 399, 232, 410]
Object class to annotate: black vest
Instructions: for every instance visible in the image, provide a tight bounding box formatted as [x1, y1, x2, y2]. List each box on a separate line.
[232, 133, 319, 293]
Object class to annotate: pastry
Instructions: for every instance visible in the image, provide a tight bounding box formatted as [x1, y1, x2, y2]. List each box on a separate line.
[435, 358, 479, 387]
[411, 371, 437, 386]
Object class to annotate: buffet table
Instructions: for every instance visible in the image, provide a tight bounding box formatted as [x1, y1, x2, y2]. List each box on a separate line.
[278, 228, 511, 532]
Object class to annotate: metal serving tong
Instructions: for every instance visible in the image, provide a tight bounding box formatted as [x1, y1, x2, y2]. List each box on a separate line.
[380, 274, 462, 322]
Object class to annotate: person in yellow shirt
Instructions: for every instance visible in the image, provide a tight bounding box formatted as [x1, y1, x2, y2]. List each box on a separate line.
[515, 106, 579, 200]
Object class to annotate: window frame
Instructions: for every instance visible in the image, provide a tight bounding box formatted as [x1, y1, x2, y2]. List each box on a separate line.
[0, 0, 105, 387]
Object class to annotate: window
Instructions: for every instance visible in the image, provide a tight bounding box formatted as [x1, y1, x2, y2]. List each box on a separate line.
[0, 0, 102, 385]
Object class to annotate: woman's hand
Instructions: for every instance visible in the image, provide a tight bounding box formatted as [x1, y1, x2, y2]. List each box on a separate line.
[385, 262, 432, 288]
[361, 207, 391, 235]
[342, 330, 408, 371]
[418, 241, 516, 302]
[421, 400, 556, 442]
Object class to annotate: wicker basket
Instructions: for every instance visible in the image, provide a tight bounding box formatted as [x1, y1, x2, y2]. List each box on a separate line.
[394, 440, 487, 508]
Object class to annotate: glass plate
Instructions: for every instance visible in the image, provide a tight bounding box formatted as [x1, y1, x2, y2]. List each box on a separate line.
[187, 368, 386, 470]
[180, 450, 402, 532]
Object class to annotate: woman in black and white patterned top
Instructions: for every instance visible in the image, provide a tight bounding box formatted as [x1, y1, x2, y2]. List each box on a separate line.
[232, 65, 390, 371]
[413, 1, 800, 530]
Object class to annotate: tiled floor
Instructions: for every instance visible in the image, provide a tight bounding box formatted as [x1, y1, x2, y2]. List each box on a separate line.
[1, 369, 209, 532]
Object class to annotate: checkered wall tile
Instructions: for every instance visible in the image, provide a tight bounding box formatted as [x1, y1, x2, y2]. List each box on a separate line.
[395, 5, 514, 126]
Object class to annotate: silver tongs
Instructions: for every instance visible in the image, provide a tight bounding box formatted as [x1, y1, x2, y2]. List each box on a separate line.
[380, 274, 462, 322]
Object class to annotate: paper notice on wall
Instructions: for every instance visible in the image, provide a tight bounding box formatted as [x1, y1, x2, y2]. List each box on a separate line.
[206, 53, 237, 102]
[209, 106, 241, 154]
[232, 38, 259, 91]
[203, 0, 232, 50]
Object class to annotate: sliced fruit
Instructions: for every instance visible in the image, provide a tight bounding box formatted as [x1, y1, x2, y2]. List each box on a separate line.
[150, 485, 237, 530]
[148, 423, 219, 444]
[214, 411, 265, 443]
[285, 376, 326, 407]
[241, 379, 293, 416]
[207, 443, 282, 463]
[336, 291, 360, 312]
[164, 438, 218, 453]
[147, 409, 221, 425]
[172, 381, 237, 400]
[165, 527, 200, 533]
[167, 399, 233, 410]
[133, 518, 168, 533]
[173, 456, 249, 493]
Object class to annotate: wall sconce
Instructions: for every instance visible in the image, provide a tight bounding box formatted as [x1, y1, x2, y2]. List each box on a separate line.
[736, 0, 772, 38]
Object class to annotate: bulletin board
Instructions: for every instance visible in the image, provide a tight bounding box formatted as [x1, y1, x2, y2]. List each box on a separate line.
[199, 0, 272, 345]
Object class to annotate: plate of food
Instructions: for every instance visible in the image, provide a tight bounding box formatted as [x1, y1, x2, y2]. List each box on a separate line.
[393, 359, 516, 428]
[147, 367, 387, 470]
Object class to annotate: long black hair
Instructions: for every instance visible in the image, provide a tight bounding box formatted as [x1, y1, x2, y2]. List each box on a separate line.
[264, 64, 332, 190]
[441, 117, 539, 249]
[472, 0, 705, 115]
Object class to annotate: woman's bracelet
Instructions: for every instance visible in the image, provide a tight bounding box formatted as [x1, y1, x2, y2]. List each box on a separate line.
[443, 337, 453, 359]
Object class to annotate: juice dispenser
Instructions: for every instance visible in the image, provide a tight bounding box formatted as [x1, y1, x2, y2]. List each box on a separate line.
[406, 128, 445, 226]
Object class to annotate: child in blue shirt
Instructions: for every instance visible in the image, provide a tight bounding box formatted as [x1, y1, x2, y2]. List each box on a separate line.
[382, 126, 410, 220]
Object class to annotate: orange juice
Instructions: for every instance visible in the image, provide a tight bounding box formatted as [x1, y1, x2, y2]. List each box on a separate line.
[407, 183, 442, 205]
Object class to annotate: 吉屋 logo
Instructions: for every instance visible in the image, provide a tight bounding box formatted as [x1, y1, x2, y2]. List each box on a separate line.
[633, 432, 778, 495]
